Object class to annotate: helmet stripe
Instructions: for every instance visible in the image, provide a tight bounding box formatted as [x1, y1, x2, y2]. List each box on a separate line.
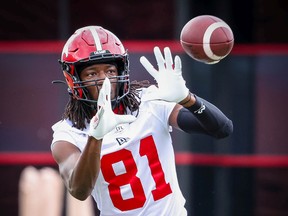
[89, 27, 102, 51]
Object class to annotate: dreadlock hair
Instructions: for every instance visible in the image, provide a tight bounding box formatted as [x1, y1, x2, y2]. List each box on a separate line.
[62, 80, 151, 130]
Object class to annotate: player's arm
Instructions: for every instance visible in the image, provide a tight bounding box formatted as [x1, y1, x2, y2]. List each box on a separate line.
[52, 78, 136, 201]
[169, 93, 233, 138]
[140, 46, 233, 138]
[51, 137, 102, 201]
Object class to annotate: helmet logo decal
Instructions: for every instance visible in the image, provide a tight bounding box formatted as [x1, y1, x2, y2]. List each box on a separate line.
[91, 50, 108, 55]
[62, 29, 82, 59]
[90, 27, 103, 51]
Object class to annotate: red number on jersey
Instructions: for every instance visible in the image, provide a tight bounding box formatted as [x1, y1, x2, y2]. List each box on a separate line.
[139, 136, 172, 201]
[101, 149, 146, 211]
[101, 135, 172, 211]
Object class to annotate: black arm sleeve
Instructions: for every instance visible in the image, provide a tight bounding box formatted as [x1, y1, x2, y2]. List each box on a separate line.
[177, 95, 233, 139]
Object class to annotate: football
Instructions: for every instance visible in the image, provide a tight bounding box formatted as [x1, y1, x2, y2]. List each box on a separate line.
[180, 15, 234, 64]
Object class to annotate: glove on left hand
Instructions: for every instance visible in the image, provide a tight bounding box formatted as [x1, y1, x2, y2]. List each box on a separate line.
[140, 46, 189, 103]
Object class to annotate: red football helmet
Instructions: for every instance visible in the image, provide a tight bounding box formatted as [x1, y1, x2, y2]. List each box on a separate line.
[59, 26, 129, 104]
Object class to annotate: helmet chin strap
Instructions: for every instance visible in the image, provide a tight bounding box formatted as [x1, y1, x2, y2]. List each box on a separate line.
[111, 100, 118, 110]
[112, 99, 125, 114]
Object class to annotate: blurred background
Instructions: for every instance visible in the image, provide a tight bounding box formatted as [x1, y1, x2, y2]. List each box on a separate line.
[1, 0, 288, 215]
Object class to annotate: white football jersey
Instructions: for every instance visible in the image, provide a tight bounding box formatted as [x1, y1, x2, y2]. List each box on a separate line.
[51, 87, 187, 216]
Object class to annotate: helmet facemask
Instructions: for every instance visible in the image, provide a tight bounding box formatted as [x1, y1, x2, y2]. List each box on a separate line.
[61, 50, 130, 108]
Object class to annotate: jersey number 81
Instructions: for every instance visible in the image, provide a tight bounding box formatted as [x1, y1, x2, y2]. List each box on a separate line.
[101, 135, 172, 211]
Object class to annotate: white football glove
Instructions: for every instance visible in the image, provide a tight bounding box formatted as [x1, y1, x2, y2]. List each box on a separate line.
[140, 46, 189, 103]
[88, 77, 136, 140]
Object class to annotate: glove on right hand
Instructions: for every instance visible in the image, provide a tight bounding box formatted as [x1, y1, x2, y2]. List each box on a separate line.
[88, 78, 136, 140]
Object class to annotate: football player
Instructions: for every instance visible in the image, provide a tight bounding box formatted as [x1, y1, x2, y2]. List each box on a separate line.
[51, 26, 233, 215]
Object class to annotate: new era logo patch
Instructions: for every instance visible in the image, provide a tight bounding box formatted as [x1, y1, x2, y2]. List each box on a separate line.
[116, 137, 130, 145]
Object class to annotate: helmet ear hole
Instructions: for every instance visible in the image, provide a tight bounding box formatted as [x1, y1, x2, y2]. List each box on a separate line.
[64, 63, 70, 72]
[59, 60, 71, 72]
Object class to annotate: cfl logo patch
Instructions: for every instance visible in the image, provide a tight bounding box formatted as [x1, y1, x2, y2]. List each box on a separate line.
[115, 125, 124, 132]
